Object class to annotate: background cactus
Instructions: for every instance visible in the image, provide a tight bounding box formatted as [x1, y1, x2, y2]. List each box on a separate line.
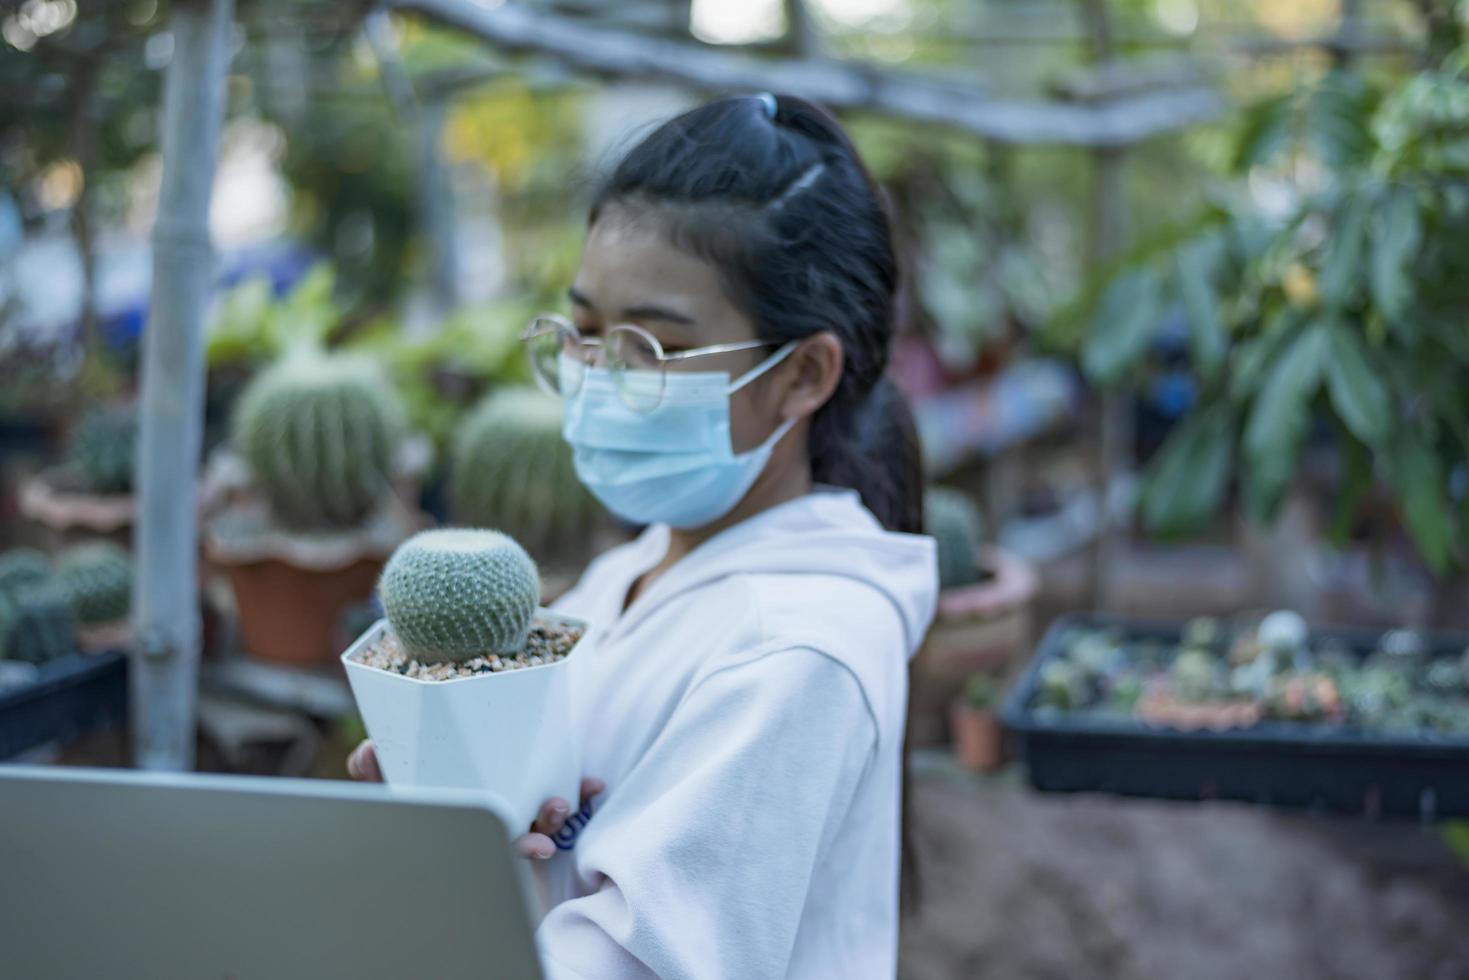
[0, 585, 78, 663]
[379, 528, 540, 664]
[56, 542, 133, 626]
[234, 352, 406, 530]
[68, 405, 137, 495]
[449, 388, 601, 568]
[924, 486, 987, 590]
[0, 548, 51, 595]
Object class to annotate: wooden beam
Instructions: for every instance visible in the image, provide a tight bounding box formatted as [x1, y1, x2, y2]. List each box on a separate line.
[132, 0, 234, 771]
[386, 0, 1224, 147]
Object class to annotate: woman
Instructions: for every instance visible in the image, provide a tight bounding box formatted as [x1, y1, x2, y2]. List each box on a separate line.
[351, 92, 937, 979]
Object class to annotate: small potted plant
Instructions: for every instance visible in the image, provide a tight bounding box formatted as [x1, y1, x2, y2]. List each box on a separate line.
[341, 528, 589, 829]
[20, 405, 137, 546]
[0, 550, 77, 665]
[950, 673, 1005, 772]
[910, 486, 1038, 741]
[203, 351, 421, 665]
[54, 542, 133, 653]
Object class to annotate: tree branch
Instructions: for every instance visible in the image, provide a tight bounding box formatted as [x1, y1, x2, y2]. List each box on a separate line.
[386, 0, 1223, 147]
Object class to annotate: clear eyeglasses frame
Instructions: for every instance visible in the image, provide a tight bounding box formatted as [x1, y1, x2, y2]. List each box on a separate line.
[520, 313, 780, 414]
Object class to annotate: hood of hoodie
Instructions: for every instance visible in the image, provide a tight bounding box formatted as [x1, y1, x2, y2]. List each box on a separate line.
[601, 486, 939, 659]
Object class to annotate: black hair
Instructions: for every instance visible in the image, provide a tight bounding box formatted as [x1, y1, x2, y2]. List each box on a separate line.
[589, 93, 923, 535]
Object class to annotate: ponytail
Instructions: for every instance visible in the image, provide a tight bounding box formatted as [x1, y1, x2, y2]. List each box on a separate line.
[812, 375, 924, 534]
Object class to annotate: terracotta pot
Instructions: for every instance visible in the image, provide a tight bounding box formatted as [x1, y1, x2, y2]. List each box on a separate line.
[910, 547, 1038, 744]
[949, 700, 1004, 772]
[221, 557, 385, 666]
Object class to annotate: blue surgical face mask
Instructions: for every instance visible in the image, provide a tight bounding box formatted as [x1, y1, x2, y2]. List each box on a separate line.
[562, 343, 798, 529]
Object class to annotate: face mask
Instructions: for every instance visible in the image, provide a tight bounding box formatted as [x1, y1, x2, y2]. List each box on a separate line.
[562, 343, 798, 528]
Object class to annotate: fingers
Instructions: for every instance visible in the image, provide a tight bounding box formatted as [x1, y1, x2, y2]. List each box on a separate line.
[516, 832, 557, 861]
[346, 740, 382, 782]
[530, 797, 572, 837]
[579, 778, 606, 806]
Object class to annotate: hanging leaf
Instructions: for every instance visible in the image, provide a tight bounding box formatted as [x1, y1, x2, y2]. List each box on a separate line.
[1328, 427, 1373, 548]
[1323, 321, 1391, 447]
[1388, 437, 1456, 573]
[1318, 190, 1369, 310]
[1242, 322, 1329, 519]
[1369, 183, 1423, 329]
[1140, 407, 1235, 536]
[1081, 267, 1163, 387]
[1174, 240, 1227, 380]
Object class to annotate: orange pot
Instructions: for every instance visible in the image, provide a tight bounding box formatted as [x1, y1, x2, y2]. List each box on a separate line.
[949, 701, 1004, 772]
[223, 557, 384, 666]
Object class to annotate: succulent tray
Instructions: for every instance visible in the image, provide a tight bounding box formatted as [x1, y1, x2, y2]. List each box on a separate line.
[0, 652, 128, 761]
[1001, 615, 1469, 820]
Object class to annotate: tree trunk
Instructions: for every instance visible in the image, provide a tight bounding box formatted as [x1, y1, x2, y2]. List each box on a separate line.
[132, 0, 235, 771]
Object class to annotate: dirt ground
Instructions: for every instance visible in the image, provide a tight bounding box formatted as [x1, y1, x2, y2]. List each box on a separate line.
[898, 754, 1469, 980]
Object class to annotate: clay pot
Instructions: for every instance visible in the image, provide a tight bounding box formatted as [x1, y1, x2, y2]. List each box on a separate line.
[949, 700, 1004, 772]
[221, 557, 385, 666]
[910, 547, 1038, 744]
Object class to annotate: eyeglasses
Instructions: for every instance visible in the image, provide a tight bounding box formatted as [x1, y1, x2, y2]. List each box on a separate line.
[521, 313, 781, 413]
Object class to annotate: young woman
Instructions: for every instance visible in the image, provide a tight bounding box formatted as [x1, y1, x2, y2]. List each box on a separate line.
[350, 92, 938, 979]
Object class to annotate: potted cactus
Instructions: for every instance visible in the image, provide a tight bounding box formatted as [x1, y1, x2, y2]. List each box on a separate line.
[910, 486, 1038, 743]
[342, 528, 588, 828]
[204, 352, 421, 665]
[55, 542, 133, 653]
[20, 406, 138, 546]
[0, 550, 78, 665]
[950, 673, 1005, 772]
[449, 387, 605, 595]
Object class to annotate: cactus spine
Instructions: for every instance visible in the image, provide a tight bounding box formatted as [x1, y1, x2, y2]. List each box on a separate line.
[925, 486, 987, 590]
[0, 548, 51, 595]
[56, 542, 133, 626]
[379, 529, 540, 664]
[450, 388, 600, 567]
[234, 353, 406, 530]
[69, 406, 137, 495]
[0, 585, 77, 663]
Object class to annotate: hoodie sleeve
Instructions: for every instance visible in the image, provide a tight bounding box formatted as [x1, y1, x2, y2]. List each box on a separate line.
[536, 645, 878, 980]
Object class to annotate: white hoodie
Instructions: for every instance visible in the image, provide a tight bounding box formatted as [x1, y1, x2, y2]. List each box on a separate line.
[536, 486, 938, 980]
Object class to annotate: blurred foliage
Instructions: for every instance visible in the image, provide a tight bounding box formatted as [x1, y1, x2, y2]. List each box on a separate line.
[1061, 46, 1469, 573]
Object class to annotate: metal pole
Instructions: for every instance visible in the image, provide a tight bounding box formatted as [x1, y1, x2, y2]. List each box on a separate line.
[132, 0, 235, 771]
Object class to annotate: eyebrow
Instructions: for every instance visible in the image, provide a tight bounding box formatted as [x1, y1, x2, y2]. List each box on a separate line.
[567, 287, 696, 327]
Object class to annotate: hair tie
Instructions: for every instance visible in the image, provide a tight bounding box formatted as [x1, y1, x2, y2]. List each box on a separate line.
[755, 92, 778, 120]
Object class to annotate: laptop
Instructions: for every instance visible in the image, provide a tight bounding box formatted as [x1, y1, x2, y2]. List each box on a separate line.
[0, 766, 544, 979]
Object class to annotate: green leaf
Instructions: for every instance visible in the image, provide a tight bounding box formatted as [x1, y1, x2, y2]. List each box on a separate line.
[1242, 322, 1329, 519]
[1081, 267, 1164, 387]
[1318, 191, 1369, 309]
[1140, 407, 1234, 536]
[1328, 428, 1372, 548]
[1323, 321, 1391, 447]
[1388, 436, 1456, 573]
[1369, 183, 1423, 328]
[1174, 240, 1227, 380]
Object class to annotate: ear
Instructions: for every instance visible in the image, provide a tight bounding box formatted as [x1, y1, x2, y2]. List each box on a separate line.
[777, 332, 843, 422]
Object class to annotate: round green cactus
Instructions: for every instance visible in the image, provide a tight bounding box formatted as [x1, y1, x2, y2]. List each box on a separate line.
[379, 528, 541, 664]
[0, 585, 77, 663]
[68, 406, 137, 495]
[234, 353, 406, 530]
[449, 388, 601, 567]
[56, 542, 133, 626]
[0, 548, 51, 596]
[924, 486, 987, 590]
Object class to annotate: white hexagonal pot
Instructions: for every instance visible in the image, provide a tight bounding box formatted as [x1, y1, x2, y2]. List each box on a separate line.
[342, 610, 586, 831]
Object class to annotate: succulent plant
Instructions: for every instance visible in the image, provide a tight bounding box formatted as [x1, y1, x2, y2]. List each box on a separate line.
[1171, 648, 1221, 702]
[67, 405, 137, 495]
[55, 542, 133, 626]
[378, 528, 541, 664]
[234, 353, 406, 530]
[1257, 610, 1309, 655]
[0, 584, 77, 663]
[1038, 660, 1085, 710]
[962, 672, 1001, 709]
[449, 388, 601, 567]
[1182, 617, 1222, 650]
[0, 548, 51, 595]
[924, 486, 986, 590]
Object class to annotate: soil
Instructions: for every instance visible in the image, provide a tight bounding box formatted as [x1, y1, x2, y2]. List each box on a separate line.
[351, 617, 582, 681]
[899, 753, 1469, 980]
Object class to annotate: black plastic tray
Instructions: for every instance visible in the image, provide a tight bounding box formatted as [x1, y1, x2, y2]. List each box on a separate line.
[0, 652, 128, 760]
[1001, 615, 1469, 820]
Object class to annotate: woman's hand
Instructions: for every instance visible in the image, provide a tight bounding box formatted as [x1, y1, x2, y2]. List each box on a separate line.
[517, 778, 606, 860]
[348, 740, 603, 861]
